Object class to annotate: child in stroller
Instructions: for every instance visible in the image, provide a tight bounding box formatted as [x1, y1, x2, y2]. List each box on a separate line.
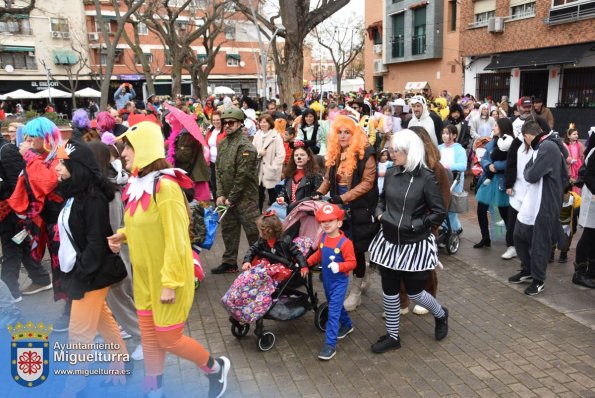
[222, 210, 325, 352]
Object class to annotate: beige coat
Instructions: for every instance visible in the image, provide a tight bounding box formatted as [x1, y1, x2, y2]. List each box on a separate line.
[253, 129, 286, 189]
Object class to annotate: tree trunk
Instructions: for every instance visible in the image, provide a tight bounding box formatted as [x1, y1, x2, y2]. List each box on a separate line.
[336, 67, 344, 94]
[100, 56, 116, 109]
[171, 51, 183, 97]
[198, 73, 209, 100]
[277, 39, 304, 105]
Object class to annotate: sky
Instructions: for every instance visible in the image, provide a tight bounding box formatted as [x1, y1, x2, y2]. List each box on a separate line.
[337, 0, 365, 20]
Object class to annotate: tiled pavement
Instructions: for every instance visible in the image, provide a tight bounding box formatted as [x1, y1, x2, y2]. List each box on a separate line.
[3, 201, 595, 398]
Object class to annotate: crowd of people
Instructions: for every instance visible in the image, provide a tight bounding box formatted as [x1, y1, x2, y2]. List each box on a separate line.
[0, 85, 593, 397]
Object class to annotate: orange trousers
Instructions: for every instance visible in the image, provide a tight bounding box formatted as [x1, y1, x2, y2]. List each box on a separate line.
[138, 313, 212, 378]
[66, 287, 128, 392]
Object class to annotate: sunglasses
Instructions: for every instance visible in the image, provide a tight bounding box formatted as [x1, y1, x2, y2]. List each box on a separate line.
[223, 120, 238, 127]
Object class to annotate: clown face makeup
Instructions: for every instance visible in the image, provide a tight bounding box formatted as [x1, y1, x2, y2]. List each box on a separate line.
[293, 148, 309, 169]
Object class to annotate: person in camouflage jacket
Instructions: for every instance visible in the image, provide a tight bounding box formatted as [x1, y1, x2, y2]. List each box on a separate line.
[212, 108, 260, 274]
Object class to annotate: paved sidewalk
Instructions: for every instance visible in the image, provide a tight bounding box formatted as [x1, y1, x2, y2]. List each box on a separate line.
[3, 215, 595, 397]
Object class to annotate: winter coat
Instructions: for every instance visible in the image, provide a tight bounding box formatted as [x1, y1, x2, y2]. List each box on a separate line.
[533, 107, 555, 129]
[215, 126, 259, 205]
[278, 172, 324, 210]
[243, 234, 308, 269]
[0, 139, 24, 234]
[376, 165, 446, 245]
[64, 190, 127, 300]
[579, 148, 595, 228]
[252, 129, 285, 189]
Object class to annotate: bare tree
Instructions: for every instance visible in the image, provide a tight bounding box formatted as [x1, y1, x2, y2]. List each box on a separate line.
[121, 16, 157, 95]
[92, 0, 143, 109]
[135, 0, 227, 97]
[233, 0, 350, 104]
[314, 21, 364, 94]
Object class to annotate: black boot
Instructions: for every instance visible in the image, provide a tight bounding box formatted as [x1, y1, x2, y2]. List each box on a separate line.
[558, 252, 568, 263]
[572, 262, 595, 289]
[473, 238, 491, 249]
[435, 307, 449, 341]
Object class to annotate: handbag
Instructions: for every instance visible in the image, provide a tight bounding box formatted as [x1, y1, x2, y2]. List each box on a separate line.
[450, 190, 469, 213]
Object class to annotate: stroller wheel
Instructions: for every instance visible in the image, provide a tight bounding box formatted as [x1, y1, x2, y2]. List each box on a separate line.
[314, 302, 329, 332]
[231, 323, 250, 338]
[256, 331, 276, 351]
[447, 233, 460, 254]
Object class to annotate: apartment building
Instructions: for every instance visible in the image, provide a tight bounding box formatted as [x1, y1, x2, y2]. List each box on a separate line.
[0, 0, 91, 94]
[364, 0, 462, 96]
[84, 0, 262, 98]
[460, 0, 595, 132]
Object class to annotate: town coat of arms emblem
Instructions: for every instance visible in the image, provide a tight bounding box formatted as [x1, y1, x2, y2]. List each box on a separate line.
[8, 321, 52, 387]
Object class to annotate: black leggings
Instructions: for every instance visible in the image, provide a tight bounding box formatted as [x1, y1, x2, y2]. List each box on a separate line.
[379, 267, 431, 296]
[477, 202, 513, 246]
[354, 251, 366, 278]
[576, 227, 595, 263]
[258, 185, 277, 213]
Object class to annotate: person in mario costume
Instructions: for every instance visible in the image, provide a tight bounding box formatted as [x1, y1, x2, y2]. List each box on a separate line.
[304, 203, 356, 360]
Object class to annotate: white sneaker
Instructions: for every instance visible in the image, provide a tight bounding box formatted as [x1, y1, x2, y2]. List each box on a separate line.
[501, 246, 517, 260]
[401, 307, 409, 315]
[120, 327, 132, 340]
[131, 344, 143, 361]
[412, 305, 429, 315]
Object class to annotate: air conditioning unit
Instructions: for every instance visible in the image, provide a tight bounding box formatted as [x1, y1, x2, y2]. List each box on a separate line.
[374, 59, 388, 74]
[51, 31, 60, 38]
[61, 32, 70, 39]
[373, 44, 382, 54]
[88, 32, 99, 41]
[487, 17, 504, 33]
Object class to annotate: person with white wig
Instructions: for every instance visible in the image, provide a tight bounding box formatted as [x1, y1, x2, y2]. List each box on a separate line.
[368, 129, 449, 353]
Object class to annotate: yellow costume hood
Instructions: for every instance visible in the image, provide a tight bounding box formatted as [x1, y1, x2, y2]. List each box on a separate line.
[119, 121, 165, 170]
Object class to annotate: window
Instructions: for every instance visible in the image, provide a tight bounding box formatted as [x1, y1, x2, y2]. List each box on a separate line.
[225, 26, 236, 40]
[0, 17, 32, 35]
[477, 72, 510, 104]
[412, 7, 426, 55]
[391, 13, 404, 58]
[0, 50, 37, 70]
[473, 0, 496, 26]
[553, 0, 579, 5]
[138, 22, 148, 35]
[135, 52, 153, 65]
[175, 21, 188, 33]
[449, 0, 457, 31]
[560, 67, 595, 107]
[510, 1, 536, 19]
[371, 28, 382, 45]
[98, 49, 122, 65]
[95, 18, 112, 33]
[51, 18, 69, 33]
[193, 0, 207, 7]
[226, 54, 240, 67]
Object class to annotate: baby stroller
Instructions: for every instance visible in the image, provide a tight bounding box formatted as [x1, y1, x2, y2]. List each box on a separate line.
[436, 171, 467, 254]
[223, 200, 328, 352]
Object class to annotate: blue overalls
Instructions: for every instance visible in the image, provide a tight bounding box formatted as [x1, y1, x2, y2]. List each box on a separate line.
[320, 234, 352, 348]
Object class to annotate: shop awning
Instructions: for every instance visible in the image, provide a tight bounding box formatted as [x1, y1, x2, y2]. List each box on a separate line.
[52, 49, 78, 65]
[405, 81, 430, 91]
[226, 54, 241, 61]
[0, 13, 29, 19]
[1, 46, 34, 53]
[485, 42, 595, 70]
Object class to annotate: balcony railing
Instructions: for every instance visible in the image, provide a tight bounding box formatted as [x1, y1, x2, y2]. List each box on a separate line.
[0, 27, 33, 35]
[412, 34, 426, 55]
[545, 0, 595, 25]
[391, 36, 404, 58]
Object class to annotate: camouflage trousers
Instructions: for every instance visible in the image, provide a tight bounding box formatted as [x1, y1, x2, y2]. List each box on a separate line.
[221, 199, 260, 265]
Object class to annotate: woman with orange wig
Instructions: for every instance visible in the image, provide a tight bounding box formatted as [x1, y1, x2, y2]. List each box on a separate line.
[315, 114, 378, 311]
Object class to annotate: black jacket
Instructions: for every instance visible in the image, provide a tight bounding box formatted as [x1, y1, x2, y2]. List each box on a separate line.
[65, 190, 126, 300]
[0, 139, 24, 234]
[243, 234, 308, 269]
[278, 173, 323, 211]
[376, 165, 446, 245]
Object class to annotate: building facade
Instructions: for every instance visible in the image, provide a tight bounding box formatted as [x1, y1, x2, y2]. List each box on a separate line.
[364, 0, 462, 96]
[460, 0, 595, 133]
[0, 0, 91, 96]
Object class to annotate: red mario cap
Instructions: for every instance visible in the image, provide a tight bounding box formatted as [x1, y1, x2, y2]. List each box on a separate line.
[315, 204, 345, 222]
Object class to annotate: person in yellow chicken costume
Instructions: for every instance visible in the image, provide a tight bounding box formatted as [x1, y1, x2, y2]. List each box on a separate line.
[107, 121, 231, 398]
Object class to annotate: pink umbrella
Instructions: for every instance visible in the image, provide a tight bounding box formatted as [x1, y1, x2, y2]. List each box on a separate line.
[163, 102, 210, 164]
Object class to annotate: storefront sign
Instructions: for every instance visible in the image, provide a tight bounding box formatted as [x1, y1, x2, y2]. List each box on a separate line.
[117, 74, 144, 81]
[30, 81, 60, 91]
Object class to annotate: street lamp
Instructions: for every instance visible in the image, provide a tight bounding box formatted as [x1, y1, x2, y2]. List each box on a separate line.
[40, 60, 52, 104]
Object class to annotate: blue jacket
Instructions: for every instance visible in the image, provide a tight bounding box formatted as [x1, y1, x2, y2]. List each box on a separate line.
[478, 139, 506, 186]
[114, 86, 136, 110]
[438, 143, 466, 192]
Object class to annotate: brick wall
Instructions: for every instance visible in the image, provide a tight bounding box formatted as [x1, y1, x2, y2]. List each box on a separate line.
[460, 0, 595, 56]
